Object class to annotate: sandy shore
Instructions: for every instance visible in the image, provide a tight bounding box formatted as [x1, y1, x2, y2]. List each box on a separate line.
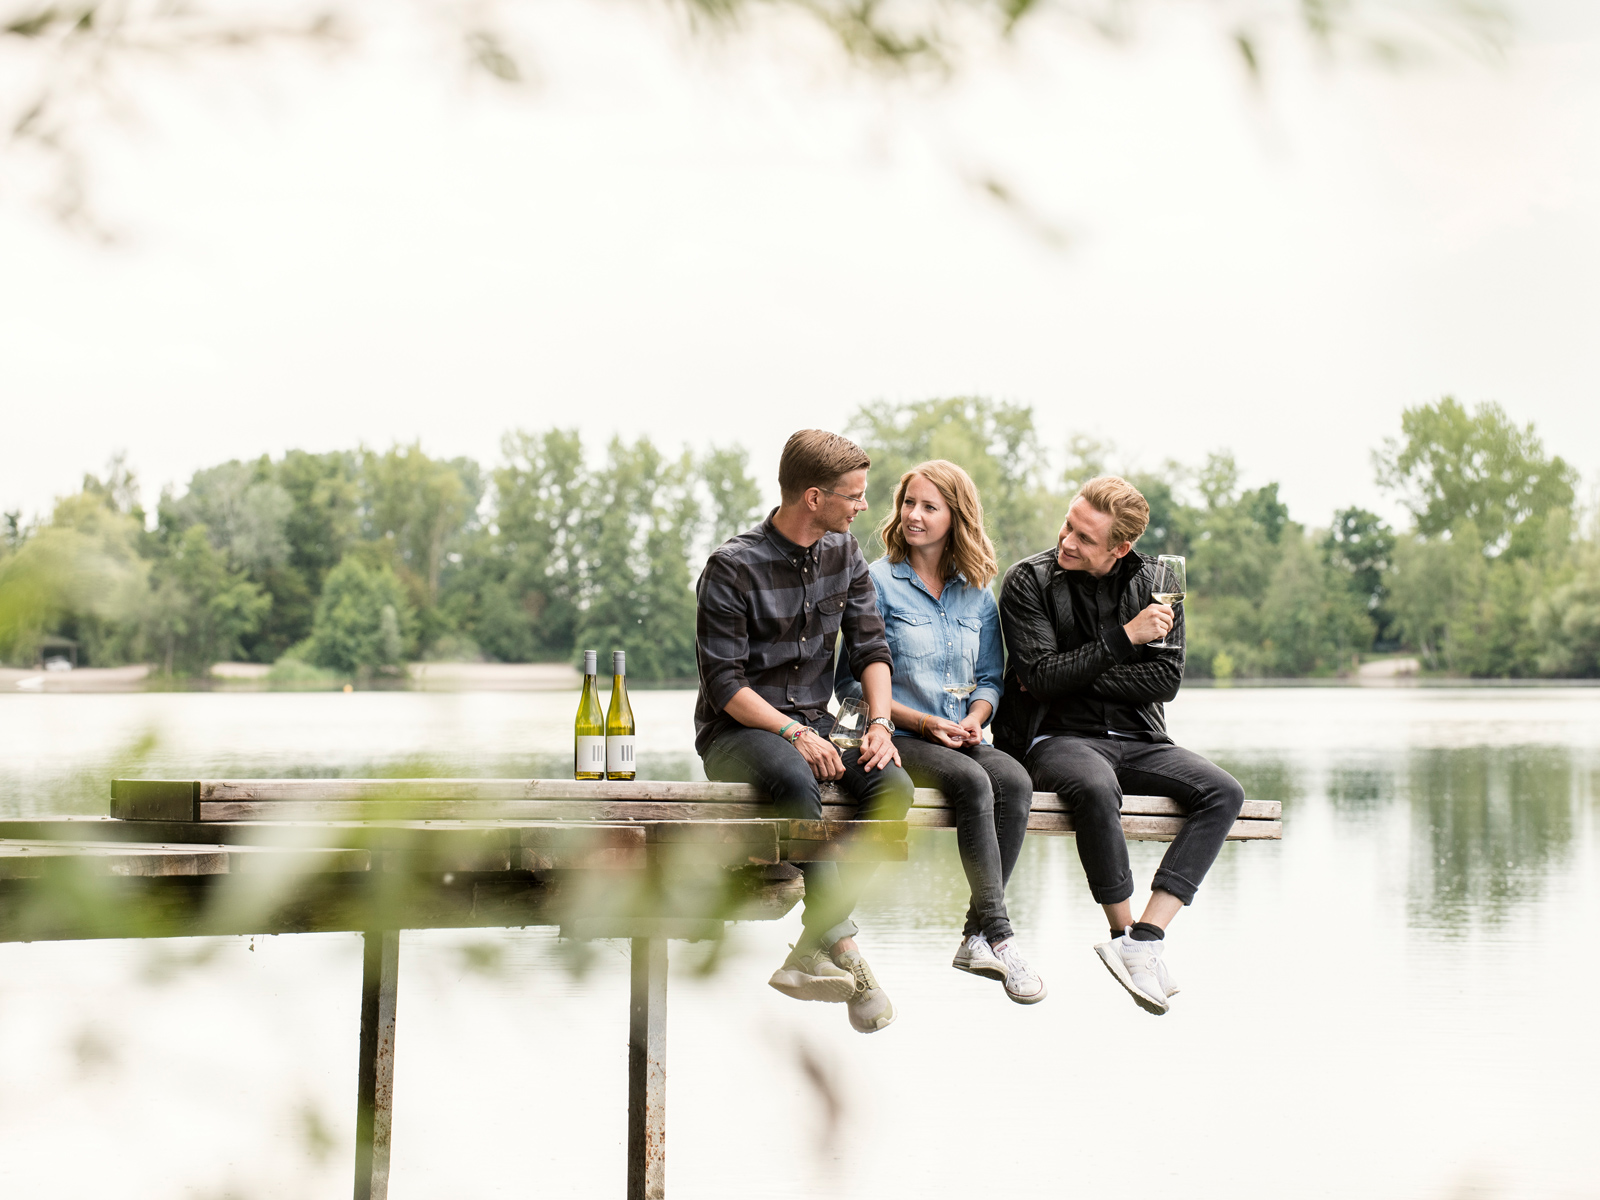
[3, 661, 584, 693]
[2, 665, 152, 693]
[408, 662, 581, 690]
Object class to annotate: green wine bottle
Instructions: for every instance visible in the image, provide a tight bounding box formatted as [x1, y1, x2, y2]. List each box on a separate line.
[574, 650, 605, 781]
[605, 650, 636, 781]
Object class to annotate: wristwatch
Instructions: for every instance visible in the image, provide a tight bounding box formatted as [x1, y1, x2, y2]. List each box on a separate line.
[868, 716, 896, 733]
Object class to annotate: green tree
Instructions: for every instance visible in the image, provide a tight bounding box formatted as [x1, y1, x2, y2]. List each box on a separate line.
[573, 437, 700, 681]
[277, 449, 361, 586]
[158, 457, 314, 663]
[1375, 397, 1578, 559]
[1127, 467, 1192, 557]
[159, 459, 292, 573]
[1323, 506, 1396, 647]
[1387, 523, 1490, 673]
[305, 557, 413, 675]
[1256, 535, 1373, 675]
[700, 444, 763, 549]
[1533, 543, 1600, 677]
[0, 470, 150, 667]
[471, 429, 587, 661]
[143, 525, 271, 675]
[362, 443, 483, 651]
[847, 396, 1061, 574]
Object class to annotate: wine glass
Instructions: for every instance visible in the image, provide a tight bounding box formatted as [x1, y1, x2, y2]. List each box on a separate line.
[1150, 555, 1186, 650]
[943, 679, 977, 700]
[830, 698, 869, 750]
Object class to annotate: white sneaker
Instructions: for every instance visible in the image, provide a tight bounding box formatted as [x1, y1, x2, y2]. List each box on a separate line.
[1094, 930, 1171, 1016]
[832, 948, 896, 1034]
[991, 938, 1047, 1005]
[951, 933, 1006, 982]
[1156, 954, 1181, 998]
[769, 943, 857, 1002]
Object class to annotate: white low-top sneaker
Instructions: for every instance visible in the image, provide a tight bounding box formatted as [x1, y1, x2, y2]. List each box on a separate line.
[833, 948, 896, 1034]
[769, 943, 857, 1002]
[1155, 953, 1181, 998]
[1094, 931, 1171, 1016]
[991, 939, 1047, 1005]
[951, 933, 1006, 982]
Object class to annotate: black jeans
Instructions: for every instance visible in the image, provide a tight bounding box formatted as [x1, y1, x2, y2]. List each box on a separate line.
[701, 717, 915, 948]
[1024, 735, 1244, 906]
[895, 738, 1033, 945]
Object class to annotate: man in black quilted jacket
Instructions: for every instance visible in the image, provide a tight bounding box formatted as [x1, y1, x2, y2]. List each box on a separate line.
[993, 475, 1244, 1016]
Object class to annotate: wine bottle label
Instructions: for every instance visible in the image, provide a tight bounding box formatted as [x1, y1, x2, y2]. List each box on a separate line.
[606, 736, 636, 774]
[575, 736, 606, 776]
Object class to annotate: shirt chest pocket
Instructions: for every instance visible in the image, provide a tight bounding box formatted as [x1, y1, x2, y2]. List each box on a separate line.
[816, 592, 847, 636]
[887, 612, 941, 661]
[955, 616, 983, 668]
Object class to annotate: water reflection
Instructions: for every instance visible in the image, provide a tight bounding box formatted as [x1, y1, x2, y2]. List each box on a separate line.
[1403, 746, 1579, 927]
[1327, 763, 1392, 814]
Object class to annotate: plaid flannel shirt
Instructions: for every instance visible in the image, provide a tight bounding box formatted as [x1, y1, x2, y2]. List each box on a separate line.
[694, 512, 892, 756]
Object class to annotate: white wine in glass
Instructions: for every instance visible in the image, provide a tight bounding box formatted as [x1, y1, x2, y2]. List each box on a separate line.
[943, 680, 977, 699]
[830, 698, 868, 750]
[1150, 555, 1186, 649]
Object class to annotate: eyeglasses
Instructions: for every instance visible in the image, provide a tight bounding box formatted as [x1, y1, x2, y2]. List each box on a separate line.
[819, 487, 869, 509]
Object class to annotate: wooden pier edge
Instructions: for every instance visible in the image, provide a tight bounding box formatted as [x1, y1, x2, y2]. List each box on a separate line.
[113, 779, 1283, 843]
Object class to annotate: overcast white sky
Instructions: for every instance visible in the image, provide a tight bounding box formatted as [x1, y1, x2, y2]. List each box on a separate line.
[2, 0, 1597, 530]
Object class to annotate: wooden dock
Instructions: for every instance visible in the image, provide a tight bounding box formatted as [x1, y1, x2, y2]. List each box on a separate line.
[0, 776, 1280, 1199]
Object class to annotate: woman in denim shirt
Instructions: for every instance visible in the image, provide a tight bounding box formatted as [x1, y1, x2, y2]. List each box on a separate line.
[835, 460, 1044, 1004]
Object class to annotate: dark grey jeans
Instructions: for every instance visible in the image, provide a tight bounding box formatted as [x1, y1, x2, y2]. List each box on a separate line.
[895, 738, 1033, 945]
[1024, 735, 1245, 906]
[701, 717, 914, 949]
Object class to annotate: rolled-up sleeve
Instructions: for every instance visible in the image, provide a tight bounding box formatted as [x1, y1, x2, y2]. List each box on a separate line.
[971, 589, 1004, 723]
[841, 540, 892, 679]
[834, 572, 888, 705]
[694, 553, 751, 712]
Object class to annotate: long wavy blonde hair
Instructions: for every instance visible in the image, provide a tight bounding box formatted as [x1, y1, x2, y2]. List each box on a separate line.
[879, 460, 999, 587]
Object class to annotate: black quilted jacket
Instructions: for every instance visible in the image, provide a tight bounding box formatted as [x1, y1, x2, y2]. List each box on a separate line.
[991, 548, 1184, 757]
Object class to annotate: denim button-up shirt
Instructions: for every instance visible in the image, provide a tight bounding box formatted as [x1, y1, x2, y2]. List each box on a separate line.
[834, 557, 1005, 734]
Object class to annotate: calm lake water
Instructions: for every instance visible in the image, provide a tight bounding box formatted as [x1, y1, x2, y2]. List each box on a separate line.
[2, 686, 1597, 1199]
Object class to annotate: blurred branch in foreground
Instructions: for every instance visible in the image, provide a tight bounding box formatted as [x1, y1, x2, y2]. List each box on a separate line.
[1, 0, 1510, 230]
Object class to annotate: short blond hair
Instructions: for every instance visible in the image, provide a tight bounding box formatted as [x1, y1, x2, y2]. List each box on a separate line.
[778, 430, 871, 503]
[879, 460, 999, 587]
[1075, 475, 1150, 547]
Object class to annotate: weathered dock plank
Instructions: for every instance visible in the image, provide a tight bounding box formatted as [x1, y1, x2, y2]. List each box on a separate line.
[171, 780, 1281, 823]
[0, 839, 369, 879]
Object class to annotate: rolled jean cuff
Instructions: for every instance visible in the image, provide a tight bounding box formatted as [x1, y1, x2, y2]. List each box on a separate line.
[1089, 872, 1135, 906]
[1151, 868, 1199, 906]
[804, 917, 859, 950]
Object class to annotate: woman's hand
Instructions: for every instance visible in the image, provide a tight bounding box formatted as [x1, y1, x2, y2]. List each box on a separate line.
[956, 712, 985, 746]
[921, 715, 969, 749]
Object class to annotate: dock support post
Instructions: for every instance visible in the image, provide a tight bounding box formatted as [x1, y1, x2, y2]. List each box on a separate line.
[627, 936, 668, 1200]
[354, 930, 400, 1200]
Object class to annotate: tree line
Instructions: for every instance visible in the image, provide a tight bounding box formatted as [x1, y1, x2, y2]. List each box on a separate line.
[2, 397, 1595, 681]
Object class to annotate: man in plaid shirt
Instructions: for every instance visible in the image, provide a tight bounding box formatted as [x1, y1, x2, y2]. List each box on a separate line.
[695, 429, 913, 1034]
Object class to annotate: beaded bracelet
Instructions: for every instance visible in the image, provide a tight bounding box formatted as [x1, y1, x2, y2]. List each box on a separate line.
[778, 720, 804, 744]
